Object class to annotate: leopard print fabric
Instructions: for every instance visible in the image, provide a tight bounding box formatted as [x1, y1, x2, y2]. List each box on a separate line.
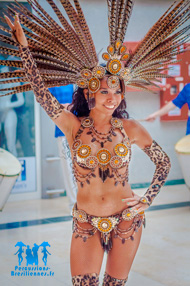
[19, 46, 64, 119]
[142, 140, 171, 205]
[102, 272, 128, 285]
[72, 273, 99, 285]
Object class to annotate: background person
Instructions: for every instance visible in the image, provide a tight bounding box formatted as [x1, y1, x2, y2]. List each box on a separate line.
[145, 83, 190, 135]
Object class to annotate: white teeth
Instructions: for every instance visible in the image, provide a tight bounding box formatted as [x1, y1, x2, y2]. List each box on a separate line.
[105, 105, 115, 109]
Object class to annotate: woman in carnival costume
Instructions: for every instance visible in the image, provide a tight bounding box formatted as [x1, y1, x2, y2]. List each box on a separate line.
[1, 0, 189, 284]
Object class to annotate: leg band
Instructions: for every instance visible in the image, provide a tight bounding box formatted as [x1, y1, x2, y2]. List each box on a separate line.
[102, 272, 128, 286]
[72, 273, 99, 285]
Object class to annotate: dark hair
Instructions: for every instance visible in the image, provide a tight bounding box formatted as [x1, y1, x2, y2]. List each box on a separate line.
[69, 84, 129, 119]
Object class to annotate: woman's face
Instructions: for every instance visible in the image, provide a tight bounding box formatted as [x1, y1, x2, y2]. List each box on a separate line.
[85, 76, 123, 114]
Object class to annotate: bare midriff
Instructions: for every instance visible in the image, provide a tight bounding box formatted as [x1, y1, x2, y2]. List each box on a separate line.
[76, 181, 133, 216]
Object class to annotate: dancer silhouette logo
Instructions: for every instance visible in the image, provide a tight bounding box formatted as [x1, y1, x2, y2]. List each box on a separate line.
[11, 241, 54, 277]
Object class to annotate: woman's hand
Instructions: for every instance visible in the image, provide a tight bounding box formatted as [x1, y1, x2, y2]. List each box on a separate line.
[4, 13, 28, 47]
[122, 193, 149, 214]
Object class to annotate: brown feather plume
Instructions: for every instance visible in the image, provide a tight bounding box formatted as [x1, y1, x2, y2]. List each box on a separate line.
[124, 0, 190, 90]
[107, 0, 134, 45]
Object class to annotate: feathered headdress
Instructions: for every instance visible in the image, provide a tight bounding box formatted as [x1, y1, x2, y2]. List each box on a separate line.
[0, 0, 189, 109]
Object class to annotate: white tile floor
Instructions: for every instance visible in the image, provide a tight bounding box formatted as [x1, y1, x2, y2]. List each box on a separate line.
[0, 185, 190, 286]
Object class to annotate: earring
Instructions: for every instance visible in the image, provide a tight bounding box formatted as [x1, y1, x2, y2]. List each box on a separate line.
[88, 92, 95, 109]
[119, 94, 126, 111]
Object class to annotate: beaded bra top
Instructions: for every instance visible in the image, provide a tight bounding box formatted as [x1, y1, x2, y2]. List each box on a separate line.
[72, 117, 131, 188]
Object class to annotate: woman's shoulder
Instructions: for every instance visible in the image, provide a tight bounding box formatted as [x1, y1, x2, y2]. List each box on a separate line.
[121, 118, 152, 148]
[121, 118, 141, 132]
[119, 118, 139, 144]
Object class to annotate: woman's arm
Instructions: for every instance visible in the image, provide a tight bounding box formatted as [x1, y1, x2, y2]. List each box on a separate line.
[122, 119, 171, 211]
[19, 45, 64, 119]
[5, 14, 79, 138]
[140, 140, 171, 206]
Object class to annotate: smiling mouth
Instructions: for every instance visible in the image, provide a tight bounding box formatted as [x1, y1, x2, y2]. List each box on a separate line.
[104, 105, 115, 110]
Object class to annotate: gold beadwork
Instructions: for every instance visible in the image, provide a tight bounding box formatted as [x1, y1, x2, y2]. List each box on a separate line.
[102, 53, 110, 61]
[110, 117, 123, 128]
[77, 145, 91, 158]
[81, 117, 94, 128]
[92, 66, 106, 79]
[86, 156, 98, 169]
[88, 77, 100, 93]
[107, 76, 120, 89]
[98, 219, 112, 232]
[107, 45, 115, 55]
[91, 217, 119, 233]
[72, 117, 131, 185]
[72, 139, 82, 151]
[107, 59, 122, 74]
[75, 209, 88, 223]
[120, 45, 126, 54]
[110, 156, 123, 169]
[115, 40, 122, 50]
[81, 69, 93, 79]
[121, 53, 130, 61]
[122, 209, 135, 221]
[97, 149, 111, 165]
[139, 197, 149, 205]
[76, 78, 88, 88]
[114, 143, 128, 157]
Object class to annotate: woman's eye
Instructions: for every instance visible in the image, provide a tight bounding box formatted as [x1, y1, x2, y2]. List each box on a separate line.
[100, 90, 108, 94]
[116, 90, 122, 94]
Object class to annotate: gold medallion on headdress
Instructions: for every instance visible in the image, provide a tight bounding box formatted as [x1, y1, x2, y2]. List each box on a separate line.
[107, 76, 120, 89]
[80, 69, 93, 79]
[76, 66, 105, 96]
[92, 66, 105, 79]
[88, 77, 100, 93]
[103, 40, 130, 73]
[107, 59, 122, 75]
[76, 78, 88, 89]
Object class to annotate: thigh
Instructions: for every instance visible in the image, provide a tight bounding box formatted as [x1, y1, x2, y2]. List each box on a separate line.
[105, 219, 143, 279]
[70, 221, 104, 276]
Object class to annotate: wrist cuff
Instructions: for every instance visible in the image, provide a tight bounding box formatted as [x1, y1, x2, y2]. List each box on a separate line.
[139, 197, 151, 206]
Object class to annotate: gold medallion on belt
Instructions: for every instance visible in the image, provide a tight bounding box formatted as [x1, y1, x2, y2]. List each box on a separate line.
[91, 217, 119, 233]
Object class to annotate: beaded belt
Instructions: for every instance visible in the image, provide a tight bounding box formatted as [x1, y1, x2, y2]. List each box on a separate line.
[72, 203, 145, 252]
